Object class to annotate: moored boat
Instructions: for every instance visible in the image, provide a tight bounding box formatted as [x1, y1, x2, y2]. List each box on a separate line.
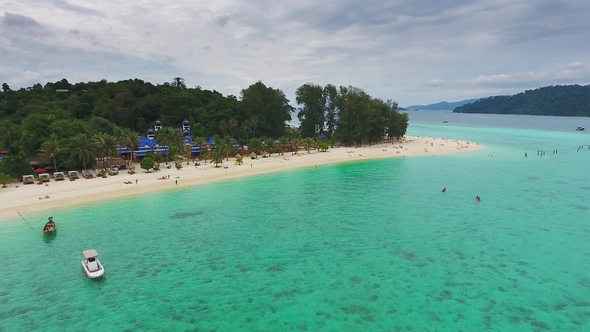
[43, 217, 56, 236]
[575, 126, 585, 131]
[81, 249, 104, 278]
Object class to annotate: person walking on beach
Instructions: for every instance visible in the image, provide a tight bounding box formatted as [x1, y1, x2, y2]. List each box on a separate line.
[175, 180, 178, 185]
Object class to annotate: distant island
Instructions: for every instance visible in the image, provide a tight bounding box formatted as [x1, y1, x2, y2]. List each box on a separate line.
[404, 99, 480, 111]
[453, 85, 590, 117]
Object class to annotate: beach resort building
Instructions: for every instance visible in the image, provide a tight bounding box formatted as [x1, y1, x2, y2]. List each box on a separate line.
[118, 119, 201, 160]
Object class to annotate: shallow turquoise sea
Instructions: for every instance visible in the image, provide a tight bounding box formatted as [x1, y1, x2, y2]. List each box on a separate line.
[1, 112, 590, 331]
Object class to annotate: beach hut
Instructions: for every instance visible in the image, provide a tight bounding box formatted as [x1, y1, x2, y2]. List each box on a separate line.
[22, 175, 35, 184]
[39, 173, 51, 182]
[53, 172, 66, 181]
[249, 152, 257, 159]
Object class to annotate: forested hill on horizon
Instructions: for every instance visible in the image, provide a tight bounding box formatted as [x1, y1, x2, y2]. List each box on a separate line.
[453, 85, 590, 117]
[404, 98, 480, 111]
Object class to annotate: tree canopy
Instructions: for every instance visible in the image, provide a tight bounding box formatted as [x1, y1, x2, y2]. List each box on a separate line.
[0, 77, 408, 179]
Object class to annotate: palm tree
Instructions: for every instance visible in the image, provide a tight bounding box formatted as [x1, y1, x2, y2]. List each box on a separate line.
[303, 137, 315, 153]
[211, 150, 224, 167]
[0, 120, 20, 149]
[249, 137, 262, 155]
[277, 137, 289, 155]
[92, 132, 118, 170]
[192, 136, 206, 159]
[291, 138, 301, 155]
[70, 134, 95, 172]
[228, 118, 238, 139]
[38, 134, 62, 171]
[118, 128, 139, 166]
[155, 127, 184, 160]
[264, 138, 276, 157]
[219, 136, 236, 161]
[247, 116, 259, 138]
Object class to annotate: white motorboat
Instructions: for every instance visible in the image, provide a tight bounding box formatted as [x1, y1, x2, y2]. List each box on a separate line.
[81, 249, 104, 278]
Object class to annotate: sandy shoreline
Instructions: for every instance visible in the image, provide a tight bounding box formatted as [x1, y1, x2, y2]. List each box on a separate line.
[0, 136, 482, 222]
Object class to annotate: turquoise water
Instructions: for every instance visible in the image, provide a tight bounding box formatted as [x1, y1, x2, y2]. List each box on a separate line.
[1, 113, 590, 331]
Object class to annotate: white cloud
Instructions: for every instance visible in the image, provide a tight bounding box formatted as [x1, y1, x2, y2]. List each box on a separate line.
[0, 1, 589, 106]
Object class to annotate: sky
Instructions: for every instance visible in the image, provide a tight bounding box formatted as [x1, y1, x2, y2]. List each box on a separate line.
[1, 0, 590, 107]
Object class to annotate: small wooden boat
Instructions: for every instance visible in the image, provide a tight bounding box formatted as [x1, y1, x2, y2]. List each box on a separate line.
[81, 249, 105, 278]
[43, 217, 56, 236]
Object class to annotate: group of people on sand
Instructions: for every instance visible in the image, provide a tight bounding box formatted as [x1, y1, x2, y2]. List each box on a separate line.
[441, 187, 481, 201]
[158, 175, 171, 180]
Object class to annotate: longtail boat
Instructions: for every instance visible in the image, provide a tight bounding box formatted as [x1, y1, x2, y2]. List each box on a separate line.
[43, 217, 56, 236]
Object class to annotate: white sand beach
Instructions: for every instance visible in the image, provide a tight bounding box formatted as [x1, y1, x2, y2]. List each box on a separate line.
[0, 136, 481, 221]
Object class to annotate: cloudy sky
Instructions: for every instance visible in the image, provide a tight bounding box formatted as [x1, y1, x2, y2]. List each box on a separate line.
[1, 0, 589, 106]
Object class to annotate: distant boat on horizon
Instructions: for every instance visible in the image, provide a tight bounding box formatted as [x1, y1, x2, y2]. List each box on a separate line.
[575, 126, 585, 131]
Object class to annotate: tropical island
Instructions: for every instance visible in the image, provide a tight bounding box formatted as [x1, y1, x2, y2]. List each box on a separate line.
[453, 84, 590, 117]
[0, 79, 408, 182]
[0, 78, 482, 220]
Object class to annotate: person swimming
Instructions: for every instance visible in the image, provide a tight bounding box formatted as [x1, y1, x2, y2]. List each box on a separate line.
[476, 195, 481, 201]
[442, 187, 447, 192]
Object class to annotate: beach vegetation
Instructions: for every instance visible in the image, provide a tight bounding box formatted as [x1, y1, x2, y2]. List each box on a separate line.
[277, 137, 289, 155]
[0, 172, 11, 187]
[303, 137, 315, 152]
[235, 155, 243, 165]
[211, 150, 224, 167]
[264, 138, 276, 157]
[69, 134, 95, 172]
[0, 147, 33, 178]
[296, 83, 326, 138]
[155, 127, 184, 161]
[248, 138, 263, 155]
[0, 119, 21, 149]
[38, 134, 62, 171]
[317, 142, 329, 152]
[0, 77, 410, 179]
[92, 133, 118, 169]
[140, 156, 155, 172]
[290, 138, 301, 154]
[118, 129, 140, 166]
[239, 81, 294, 139]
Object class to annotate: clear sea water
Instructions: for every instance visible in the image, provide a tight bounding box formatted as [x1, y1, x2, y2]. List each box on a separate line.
[1, 112, 590, 331]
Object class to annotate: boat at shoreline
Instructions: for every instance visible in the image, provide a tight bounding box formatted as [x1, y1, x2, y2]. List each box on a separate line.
[43, 217, 56, 236]
[575, 126, 585, 131]
[81, 249, 104, 279]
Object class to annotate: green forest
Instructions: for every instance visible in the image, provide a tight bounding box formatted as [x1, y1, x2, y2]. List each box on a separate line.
[0, 78, 407, 181]
[453, 85, 590, 116]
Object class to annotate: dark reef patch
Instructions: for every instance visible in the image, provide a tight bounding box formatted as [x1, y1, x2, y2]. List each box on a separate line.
[169, 211, 205, 220]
